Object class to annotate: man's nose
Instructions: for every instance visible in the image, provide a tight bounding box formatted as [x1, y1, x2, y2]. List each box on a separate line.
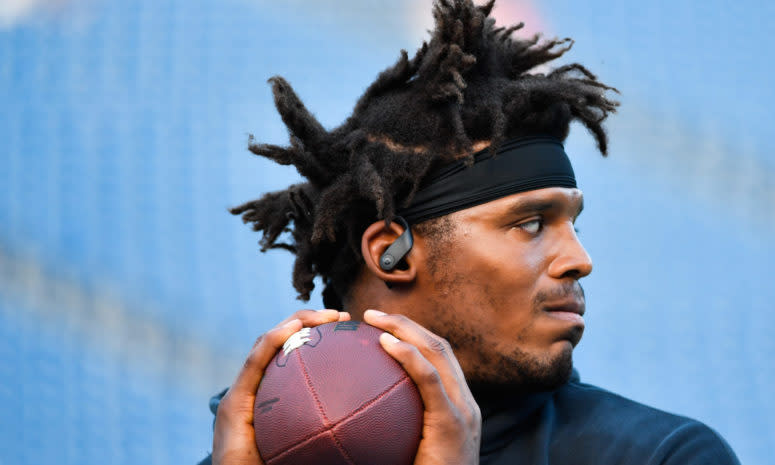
[547, 223, 593, 280]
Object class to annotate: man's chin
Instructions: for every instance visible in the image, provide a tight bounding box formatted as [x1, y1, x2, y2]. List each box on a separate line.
[466, 344, 575, 395]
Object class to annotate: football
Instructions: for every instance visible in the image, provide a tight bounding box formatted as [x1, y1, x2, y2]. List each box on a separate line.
[254, 320, 423, 465]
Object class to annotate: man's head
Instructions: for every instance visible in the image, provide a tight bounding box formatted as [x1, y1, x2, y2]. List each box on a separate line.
[355, 185, 589, 393]
[232, 0, 617, 391]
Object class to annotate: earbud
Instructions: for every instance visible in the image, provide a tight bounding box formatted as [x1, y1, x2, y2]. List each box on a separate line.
[379, 216, 413, 272]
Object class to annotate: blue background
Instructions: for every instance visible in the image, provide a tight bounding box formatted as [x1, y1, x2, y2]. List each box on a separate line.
[1, 0, 773, 463]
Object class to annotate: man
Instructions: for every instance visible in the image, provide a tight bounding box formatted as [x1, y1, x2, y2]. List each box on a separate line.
[201, 1, 740, 463]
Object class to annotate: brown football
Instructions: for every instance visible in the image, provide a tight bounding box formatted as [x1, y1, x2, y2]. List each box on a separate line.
[254, 320, 423, 465]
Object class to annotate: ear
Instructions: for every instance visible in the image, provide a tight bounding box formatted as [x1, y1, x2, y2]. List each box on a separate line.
[361, 220, 418, 286]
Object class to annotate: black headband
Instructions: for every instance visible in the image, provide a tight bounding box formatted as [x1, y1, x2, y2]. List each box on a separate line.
[398, 136, 577, 224]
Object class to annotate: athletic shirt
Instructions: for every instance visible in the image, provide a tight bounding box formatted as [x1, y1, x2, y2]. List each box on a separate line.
[197, 369, 740, 464]
[475, 370, 739, 464]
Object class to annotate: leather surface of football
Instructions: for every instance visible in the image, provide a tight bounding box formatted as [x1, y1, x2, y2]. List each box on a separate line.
[254, 321, 423, 465]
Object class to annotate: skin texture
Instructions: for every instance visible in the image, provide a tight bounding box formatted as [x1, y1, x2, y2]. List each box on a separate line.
[213, 186, 590, 465]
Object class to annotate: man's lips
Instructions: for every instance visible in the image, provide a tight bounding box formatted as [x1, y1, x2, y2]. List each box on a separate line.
[543, 299, 585, 315]
[542, 299, 586, 324]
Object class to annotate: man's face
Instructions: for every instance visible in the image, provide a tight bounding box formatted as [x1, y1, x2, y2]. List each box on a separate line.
[410, 187, 591, 393]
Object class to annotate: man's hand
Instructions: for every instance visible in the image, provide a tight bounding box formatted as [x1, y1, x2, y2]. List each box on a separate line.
[364, 309, 482, 465]
[212, 309, 351, 465]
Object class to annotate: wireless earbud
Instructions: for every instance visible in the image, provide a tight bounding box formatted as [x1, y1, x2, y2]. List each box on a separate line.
[379, 216, 413, 272]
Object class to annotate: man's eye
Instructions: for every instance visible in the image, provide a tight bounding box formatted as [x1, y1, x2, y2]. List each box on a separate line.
[516, 219, 542, 234]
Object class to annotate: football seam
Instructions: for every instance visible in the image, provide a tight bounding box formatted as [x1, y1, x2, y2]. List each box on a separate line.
[295, 349, 357, 465]
[295, 348, 332, 427]
[328, 427, 358, 465]
[331, 376, 410, 425]
[265, 374, 412, 463]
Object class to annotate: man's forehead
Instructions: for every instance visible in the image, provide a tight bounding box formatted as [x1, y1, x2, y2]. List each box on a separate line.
[454, 187, 584, 220]
[505, 187, 584, 208]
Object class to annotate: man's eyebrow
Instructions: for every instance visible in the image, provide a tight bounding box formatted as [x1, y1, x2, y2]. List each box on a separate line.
[506, 197, 584, 217]
[506, 199, 559, 216]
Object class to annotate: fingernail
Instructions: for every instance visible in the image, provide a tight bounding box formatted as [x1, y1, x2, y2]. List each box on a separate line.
[380, 332, 400, 345]
[283, 319, 301, 328]
[316, 309, 337, 313]
[365, 309, 386, 317]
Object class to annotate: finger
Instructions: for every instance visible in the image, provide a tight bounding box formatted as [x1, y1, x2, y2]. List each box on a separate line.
[364, 309, 467, 381]
[378, 332, 453, 414]
[231, 318, 303, 397]
[277, 309, 350, 328]
[364, 310, 471, 405]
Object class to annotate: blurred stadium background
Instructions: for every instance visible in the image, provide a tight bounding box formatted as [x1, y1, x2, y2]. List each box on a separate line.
[1, 0, 773, 463]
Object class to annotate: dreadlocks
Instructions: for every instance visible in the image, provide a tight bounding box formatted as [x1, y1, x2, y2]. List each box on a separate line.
[230, 0, 619, 309]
